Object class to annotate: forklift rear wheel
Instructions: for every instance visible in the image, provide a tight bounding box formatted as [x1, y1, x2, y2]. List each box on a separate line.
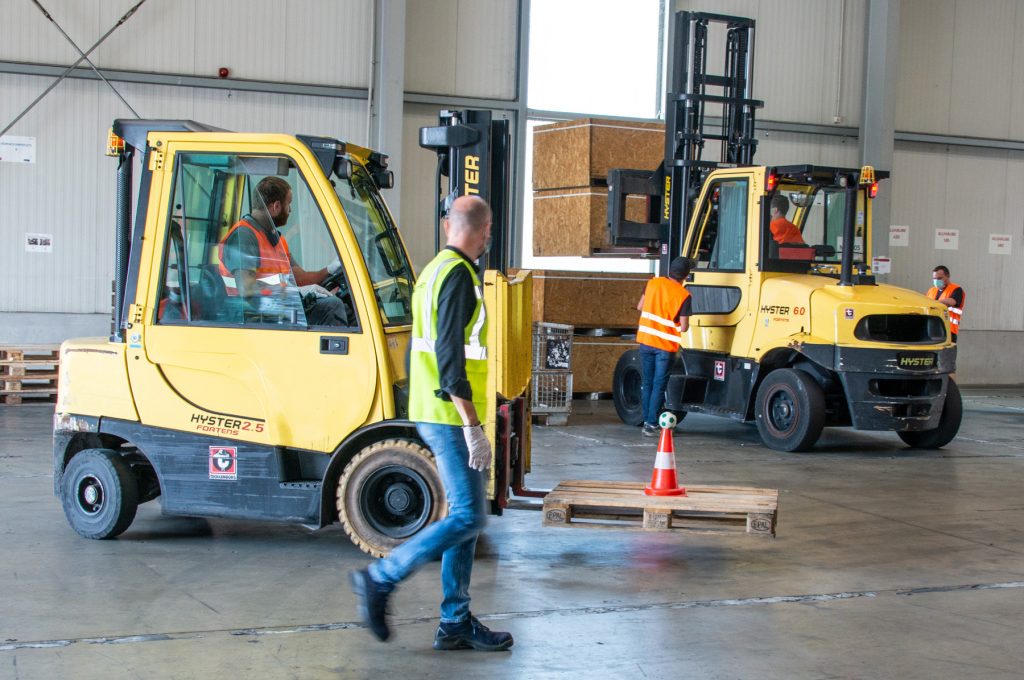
[60, 448, 140, 539]
[755, 368, 826, 452]
[612, 349, 644, 426]
[337, 439, 446, 557]
[897, 379, 962, 449]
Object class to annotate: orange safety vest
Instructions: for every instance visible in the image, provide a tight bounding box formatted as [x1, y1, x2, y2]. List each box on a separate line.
[927, 282, 964, 336]
[218, 219, 293, 296]
[770, 217, 805, 244]
[637, 277, 690, 352]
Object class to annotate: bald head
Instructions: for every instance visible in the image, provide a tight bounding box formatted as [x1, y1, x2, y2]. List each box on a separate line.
[444, 195, 493, 260]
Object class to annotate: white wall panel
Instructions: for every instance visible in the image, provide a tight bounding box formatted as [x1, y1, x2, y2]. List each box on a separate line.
[895, 0, 954, 135]
[1, 0, 372, 88]
[0, 0, 98, 66]
[887, 143, 1024, 333]
[405, 0, 517, 100]
[676, 0, 867, 127]
[898, 0, 1024, 139]
[1, 73, 366, 317]
[754, 130, 859, 167]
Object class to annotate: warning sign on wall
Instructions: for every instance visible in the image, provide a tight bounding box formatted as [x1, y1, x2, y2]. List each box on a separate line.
[889, 225, 909, 247]
[989, 234, 1012, 255]
[935, 229, 959, 250]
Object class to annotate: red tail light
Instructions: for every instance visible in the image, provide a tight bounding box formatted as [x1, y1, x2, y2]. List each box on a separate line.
[868, 181, 879, 198]
[766, 172, 777, 192]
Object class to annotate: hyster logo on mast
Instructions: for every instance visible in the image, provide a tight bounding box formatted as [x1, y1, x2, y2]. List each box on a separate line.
[464, 155, 480, 195]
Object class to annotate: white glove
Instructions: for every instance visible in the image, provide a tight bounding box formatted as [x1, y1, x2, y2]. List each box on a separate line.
[327, 258, 342, 275]
[299, 284, 331, 299]
[462, 424, 492, 471]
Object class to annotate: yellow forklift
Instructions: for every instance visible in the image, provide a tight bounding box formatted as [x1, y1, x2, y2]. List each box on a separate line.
[607, 11, 960, 452]
[54, 119, 537, 555]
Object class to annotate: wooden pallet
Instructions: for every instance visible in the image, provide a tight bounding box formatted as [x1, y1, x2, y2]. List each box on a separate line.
[0, 345, 60, 405]
[542, 480, 779, 537]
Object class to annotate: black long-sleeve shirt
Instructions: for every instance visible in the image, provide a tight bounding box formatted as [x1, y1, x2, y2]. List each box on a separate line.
[433, 246, 479, 402]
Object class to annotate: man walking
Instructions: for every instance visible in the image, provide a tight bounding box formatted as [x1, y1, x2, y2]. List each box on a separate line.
[635, 257, 693, 436]
[349, 195, 513, 652]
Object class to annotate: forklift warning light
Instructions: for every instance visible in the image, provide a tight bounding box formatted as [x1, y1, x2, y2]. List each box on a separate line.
[766, 172, 778, 192]
[859, 165, 876, 185]
[868, 181, 879, 198]
[106, 129, 125, 156]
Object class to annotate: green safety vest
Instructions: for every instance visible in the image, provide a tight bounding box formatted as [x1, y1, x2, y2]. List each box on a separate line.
[409, 249, 489, 425]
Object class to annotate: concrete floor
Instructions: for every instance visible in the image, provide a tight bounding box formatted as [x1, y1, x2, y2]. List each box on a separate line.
[2, 390, 1024, 679]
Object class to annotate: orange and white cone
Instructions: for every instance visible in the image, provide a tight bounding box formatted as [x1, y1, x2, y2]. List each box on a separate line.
[645, 423, 686, 496]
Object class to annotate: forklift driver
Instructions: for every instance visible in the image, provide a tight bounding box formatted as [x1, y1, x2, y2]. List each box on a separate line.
[769, 194, 806, 245]
[219, 176, 351, 326]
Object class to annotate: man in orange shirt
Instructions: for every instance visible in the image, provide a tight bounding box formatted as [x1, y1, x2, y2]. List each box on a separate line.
[769, 194, 805, 245]
[635, 257, 693, 437]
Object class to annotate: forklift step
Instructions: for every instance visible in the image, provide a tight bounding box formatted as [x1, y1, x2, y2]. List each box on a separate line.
[542, 480, 778, 536]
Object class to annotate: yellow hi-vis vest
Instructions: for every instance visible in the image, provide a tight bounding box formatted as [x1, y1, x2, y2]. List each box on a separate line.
[409, 249, 489, 426]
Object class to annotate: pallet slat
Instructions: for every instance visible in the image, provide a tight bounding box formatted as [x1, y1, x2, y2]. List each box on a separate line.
[542, 480, 779, 537]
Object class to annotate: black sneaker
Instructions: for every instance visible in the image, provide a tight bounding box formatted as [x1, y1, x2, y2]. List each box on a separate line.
[642, 423, 660, 437]
[433, 615, 514, 651]
[349, 569, 392, 642]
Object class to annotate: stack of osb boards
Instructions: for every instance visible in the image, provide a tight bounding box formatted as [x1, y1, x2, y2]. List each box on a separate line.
[527, 270, 646, 394]
[533, 118, 665, 257]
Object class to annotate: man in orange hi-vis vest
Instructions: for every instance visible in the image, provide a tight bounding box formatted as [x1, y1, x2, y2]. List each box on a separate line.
[636, 257, 693, 437]
[926, 265, 965, 343]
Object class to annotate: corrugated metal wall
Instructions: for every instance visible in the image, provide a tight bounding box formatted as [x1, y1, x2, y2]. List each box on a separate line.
[404, 0, 518, 99]
[4, 0, 372, 87]
[890, 0, 1024, 354]
[675, 0, 868, 127]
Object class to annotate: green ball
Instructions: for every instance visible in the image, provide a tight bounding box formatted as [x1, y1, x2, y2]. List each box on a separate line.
[658, 411, 677, 429]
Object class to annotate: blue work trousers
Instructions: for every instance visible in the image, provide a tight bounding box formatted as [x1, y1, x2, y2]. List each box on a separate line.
[639, 344, 674, 427]
[369, 422, 487, 624]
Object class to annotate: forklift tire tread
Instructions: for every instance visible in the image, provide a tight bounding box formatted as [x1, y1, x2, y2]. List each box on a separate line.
[754, 368, 826, 452]
[336, 439, 446, 558]
[897, 380, 963, 449]
[612, 349, 645, 426]
[60, 448, 140, 540]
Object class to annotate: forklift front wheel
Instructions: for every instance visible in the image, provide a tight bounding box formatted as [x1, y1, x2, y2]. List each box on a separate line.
[60, 448, 140, 539]
[755, 368, 826, 452]
[897, 379, 962, 449]
[337, 439, 447, 557]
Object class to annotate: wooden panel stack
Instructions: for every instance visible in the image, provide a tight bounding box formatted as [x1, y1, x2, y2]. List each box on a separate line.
[532, 118, 666, 257]
[0, 345, 60, 405]
[518, 270, 649, 395]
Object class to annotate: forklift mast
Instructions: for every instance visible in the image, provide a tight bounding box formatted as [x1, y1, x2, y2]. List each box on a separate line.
[419, 110, 512, 273]
[608, 11, 763, 275]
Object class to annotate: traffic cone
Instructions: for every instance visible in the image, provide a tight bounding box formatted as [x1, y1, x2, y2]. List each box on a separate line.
[645, 425, 686, 496]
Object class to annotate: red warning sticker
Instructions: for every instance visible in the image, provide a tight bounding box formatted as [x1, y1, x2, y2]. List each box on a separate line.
[714, 360, 726, 381]
[209, 446, 237, 480]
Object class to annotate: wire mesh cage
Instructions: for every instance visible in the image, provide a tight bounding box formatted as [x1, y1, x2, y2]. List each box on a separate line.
[531, 370, 573, 414]
[532, 322, 574, 371]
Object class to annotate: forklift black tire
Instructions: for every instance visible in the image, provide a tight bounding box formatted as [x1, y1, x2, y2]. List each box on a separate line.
[612, 349, 644, 426]
[897, 380, 963, 449]
[337, 439, 447, 558]
[755, 368, 826, 452]
[61, 448, 140, 539]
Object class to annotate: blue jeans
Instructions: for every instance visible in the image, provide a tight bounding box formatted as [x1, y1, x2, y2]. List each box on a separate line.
[639, 344, 673, 426]
[368, 422, 487, 624]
